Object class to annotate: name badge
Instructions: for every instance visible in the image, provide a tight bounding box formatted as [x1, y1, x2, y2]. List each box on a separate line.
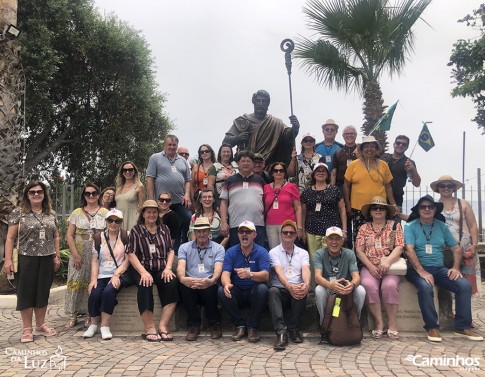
[315, 203, 322, 212]
[287, 267, 295, 276]
[149, 244, 156, 254]
[39, 229, 46, 240]
[242, 182, 249, 189]
[374, 240, 382, 249]
[198, 263, 205, 273]
[89, 219, 96, 229]
[425, 244, 433, 254]
[273, 200, 279, 210]
[171, 166, 177, 173]
[105, 260, 114, 268]
[203, 178, 208, 185]
[325, 155, 331, 163]
[347, 159, 352, 166]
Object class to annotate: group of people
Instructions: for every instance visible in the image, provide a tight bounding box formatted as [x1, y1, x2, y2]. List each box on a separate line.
[2, 89, 482, 349]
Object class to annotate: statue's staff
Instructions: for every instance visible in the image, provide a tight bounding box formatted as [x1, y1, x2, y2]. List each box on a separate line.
[280, 38, 295, 115]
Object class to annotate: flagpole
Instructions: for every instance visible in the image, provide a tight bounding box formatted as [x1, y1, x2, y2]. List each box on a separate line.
[408, 139, 419, 159]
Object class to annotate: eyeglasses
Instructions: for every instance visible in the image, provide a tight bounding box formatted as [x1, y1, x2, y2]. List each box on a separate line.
[314, 169, 327, 173]
[344, 132, 356, 136]
[323, 128, 336, 133]
[28, 189, 44, 196]
[103, 192, 114, 197]
[122, 168, 135, 173]
[281, 230, 297, 236]
[273, 168, 285, 173]
[419, 204, 436, 210]
[158, 198, 172, 203]
[201, 196, 213, 201]
[179, 152, 189, 157]
[199, 150, 211, 155]
[106, 218, 123, 224]
[395, 141, 408, 147]
[438, 183, 455, 190]
[238, 229, 253, 235]
[253, 160, 264, 165]
[302, 138, 314, 143]
[370, 206, 387, 212]
[84, 191, 99, 197]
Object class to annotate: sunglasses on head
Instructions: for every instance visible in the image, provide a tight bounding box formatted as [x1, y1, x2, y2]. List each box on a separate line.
[281, 230, 296, 236]
[122, 168, 135, 173]
[28, 189, 44, 196]
[238, 229, 253, 235]
[106, 218, 122, 224]
[395, 141, 408, 147]
[370, 206, 387, 212]
[438, 183, 455, 190]
[158, 197, 171, 203]
[419, 204, 435, 210]
[84, 191, 99, 197]
[273, 168, 285, 173]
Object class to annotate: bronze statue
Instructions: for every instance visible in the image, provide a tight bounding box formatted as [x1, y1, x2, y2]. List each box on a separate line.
[223, 90, 300, 167]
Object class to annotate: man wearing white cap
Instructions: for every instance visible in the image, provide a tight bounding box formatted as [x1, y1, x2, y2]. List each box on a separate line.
[268, 220, 310, 351]
[315, 119, 343, 171]
[218, 220, 270, 343]
[177, 217, 225, 341]
[314, 226, 365, 344]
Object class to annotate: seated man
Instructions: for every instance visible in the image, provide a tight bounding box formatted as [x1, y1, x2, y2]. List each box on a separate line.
[218, 220, 270, 343]
[314, 226, 366, 344]
[177, 217, 225, 341]
[268, 220, 310, 351]
[404, 195, 483, 342]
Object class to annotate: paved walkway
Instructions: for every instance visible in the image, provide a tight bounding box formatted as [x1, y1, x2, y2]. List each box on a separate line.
[1, 296, 484, 376]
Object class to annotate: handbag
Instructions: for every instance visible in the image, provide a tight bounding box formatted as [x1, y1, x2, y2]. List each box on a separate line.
[12, 211, 21, 273]
[321, 293, 363, 346]
[381, 256, 407, 275]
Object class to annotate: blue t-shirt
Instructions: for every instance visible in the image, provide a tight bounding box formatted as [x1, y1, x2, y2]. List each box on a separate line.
[404, 219, 457, 267]
[315, 142, 341, 170]
[222, 243, 270, 288]
[178, 240, 225, 279]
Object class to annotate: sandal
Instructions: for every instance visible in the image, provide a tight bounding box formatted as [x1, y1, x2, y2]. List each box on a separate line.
[21, 327, 34, 343]
[387, 329, 400, 340]
[142, 333, 161, 342]
[159, 331, 174, 341]
[371, 329, 384, 339]
[33, 323, 57, 337]
[65, 316, 78, 329]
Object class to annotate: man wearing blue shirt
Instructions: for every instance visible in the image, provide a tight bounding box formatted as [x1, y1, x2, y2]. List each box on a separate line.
[404, 195, 482, 342]
[177, 217, 225, 341]
[218, 220, 270, 343]
[315, 119, 342, 171]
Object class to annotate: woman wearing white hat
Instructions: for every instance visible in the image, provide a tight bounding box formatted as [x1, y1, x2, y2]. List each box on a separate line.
[431, 175, 480, 296]
[288, 132, 322, 193]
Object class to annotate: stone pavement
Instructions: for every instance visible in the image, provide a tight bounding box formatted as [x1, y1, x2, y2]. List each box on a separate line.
[0, 297, 484, 377]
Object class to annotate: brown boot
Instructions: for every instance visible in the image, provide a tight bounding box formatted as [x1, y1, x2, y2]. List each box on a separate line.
[232, 326, 247, 341]
[210, 323, 222, 339]
[247, 328, 260, 343]
[185, 326, 200, 341]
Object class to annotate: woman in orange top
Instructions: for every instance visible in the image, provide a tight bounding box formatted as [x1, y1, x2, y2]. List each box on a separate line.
[190, 144, 215, 202]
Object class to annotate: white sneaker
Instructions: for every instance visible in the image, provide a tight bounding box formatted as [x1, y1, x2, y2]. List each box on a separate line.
[82, 325, 98, 338]
[100, 326, 112, 340]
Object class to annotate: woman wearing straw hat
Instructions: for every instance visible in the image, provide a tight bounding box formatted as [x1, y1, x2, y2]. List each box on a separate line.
[431, 175, 480, 297]
[355, 197, 404, 339]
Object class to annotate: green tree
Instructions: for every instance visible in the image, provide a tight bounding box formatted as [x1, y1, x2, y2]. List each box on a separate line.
[17, 0, 172, 188]
[448, 4, 485, 133]
[296, 0, 431, 147]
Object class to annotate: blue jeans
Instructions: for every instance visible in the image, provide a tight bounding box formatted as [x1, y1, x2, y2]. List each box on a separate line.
[228, 226, 266, 249]
[170, 203, 192, 252]
[406, 266, 472, 330]
[218, 283, 268, 329]
[88, 278, 121, 317]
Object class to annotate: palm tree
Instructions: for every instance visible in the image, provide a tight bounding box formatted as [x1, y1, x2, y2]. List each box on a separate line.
[296, 0, 431, 147]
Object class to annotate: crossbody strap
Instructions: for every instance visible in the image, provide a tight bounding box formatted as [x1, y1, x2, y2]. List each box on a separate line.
[104, 231, 120, 269]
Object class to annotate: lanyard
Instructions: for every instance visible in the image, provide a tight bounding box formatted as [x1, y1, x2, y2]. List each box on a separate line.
[419, 221, 434, 244]
[32, 212, 44, 227]
[327, 250, 341, 274]
[273, 182, 286, 201]
[197, 246, 208, 263]
[285, 251, 294, 266]
[241, 248, 253, 265]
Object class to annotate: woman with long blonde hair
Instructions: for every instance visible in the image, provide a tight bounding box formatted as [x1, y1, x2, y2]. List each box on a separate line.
[115, 161, 145, 231]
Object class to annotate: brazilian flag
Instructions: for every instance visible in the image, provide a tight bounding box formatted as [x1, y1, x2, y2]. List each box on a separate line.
[418, 124, 435, 151]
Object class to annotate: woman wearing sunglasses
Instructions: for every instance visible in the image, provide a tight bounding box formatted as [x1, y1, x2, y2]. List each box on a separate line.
[431, 176, 480, 297]
[3, 181, 60, 343]
[190, 144, 216, 203]
[157, 192, 180, 248]
[83, 209, 131, 340]
[287, 132, 322, 193]
[115, 161, 145, 231]
[65, 183, 109, 329]
[355, 196, 404, 340]
[264, 162, 302, 250]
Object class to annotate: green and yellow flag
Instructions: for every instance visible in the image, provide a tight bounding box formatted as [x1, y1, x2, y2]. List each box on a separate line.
[370, 101, 398, 134]
[418, 123, 435, 151]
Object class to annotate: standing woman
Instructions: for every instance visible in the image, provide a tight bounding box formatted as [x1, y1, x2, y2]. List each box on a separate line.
[431, 175, 481, 295]
[287, 133, 322, 193]
[264, 162, 303, 250]
[65, 183, 108, 328]
[3, 181, 60, 343]
[101, 187, 116, 209]
[157, 192, 180, 248]
[188, 188, 229, 247]
[207, 143, 239, 206]
[191, 144, 216, 202]
[127, 200, 179, 342]
[115, 161, 145, 231]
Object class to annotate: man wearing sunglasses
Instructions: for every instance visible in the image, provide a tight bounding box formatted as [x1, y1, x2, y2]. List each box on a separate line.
[381, 135, 421, 215]
[218, 221, 270, 343]
[315, 119, 343, 171]
[404, 195, 482, 342]
[268, 220, 310, 350]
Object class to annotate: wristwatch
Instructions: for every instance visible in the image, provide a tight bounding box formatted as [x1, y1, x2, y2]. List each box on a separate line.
[249, 271, 253, 279]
